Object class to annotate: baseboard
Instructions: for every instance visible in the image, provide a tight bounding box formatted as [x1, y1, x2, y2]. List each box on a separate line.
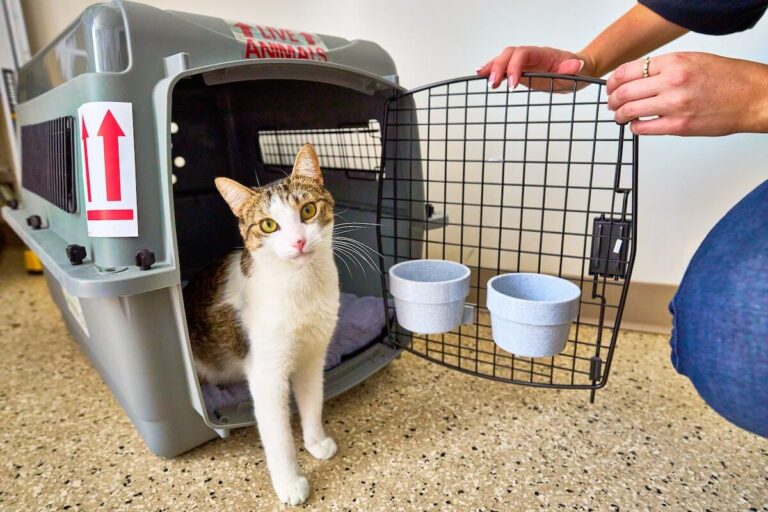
[606, 281, 676, 335]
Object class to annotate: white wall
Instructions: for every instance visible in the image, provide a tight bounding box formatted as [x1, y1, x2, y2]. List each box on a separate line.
[21, 0, 768, 284]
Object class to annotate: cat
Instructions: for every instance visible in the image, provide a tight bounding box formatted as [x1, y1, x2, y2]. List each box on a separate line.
[183, 144, 340, 506]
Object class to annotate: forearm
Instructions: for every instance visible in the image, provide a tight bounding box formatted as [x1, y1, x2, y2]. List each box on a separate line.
[578, 4, 688, 77]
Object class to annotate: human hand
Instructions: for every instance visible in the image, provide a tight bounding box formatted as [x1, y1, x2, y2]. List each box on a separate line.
[476, 46, 593, 90]
[607, 52, 768, 136]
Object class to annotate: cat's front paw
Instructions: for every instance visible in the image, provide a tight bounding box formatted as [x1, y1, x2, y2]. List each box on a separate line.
[306, 436, 337, 460]
[274, 474, 310, 506]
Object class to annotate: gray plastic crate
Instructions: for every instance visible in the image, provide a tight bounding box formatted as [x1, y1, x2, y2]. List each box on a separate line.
[2, 0, 411, 457]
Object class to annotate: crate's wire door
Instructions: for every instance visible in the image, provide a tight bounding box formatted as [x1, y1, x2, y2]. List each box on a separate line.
[378, 74, 637, 392]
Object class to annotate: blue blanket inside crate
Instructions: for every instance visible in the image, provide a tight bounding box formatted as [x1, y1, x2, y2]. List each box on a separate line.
[200, 293, 386, 414]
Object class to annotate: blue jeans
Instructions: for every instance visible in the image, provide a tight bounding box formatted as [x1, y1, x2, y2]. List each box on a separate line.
[669, 179, 768, 438]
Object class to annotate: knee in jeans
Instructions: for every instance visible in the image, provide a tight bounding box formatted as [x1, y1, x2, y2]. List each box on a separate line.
[667, 297, 683, 374]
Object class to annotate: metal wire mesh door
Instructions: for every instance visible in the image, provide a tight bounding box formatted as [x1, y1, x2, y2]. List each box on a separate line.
[378, 74, 637, 394]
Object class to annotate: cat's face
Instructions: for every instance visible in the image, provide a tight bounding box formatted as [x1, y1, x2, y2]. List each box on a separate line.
[215, 144, 335, 263]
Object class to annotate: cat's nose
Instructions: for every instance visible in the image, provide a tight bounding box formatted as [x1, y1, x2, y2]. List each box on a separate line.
[293, 238, 306, 252]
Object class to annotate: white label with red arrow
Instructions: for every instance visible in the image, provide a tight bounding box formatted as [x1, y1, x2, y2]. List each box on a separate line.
[77, 102, 138, 237]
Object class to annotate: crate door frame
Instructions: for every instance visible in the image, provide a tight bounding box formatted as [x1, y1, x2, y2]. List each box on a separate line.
[376, 73, 638, 398]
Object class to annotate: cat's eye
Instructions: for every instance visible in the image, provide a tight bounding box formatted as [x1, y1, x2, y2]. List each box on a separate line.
[260, 218, 279, 233]
[300, 202, 317, 221]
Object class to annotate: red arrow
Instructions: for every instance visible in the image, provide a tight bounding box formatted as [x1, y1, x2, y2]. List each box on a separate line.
[97, 109, 125, 202]
[81, 117, 92, 202]
[233, 22, 253, 38]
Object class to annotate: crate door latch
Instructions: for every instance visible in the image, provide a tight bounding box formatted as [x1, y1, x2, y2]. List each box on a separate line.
[589, 216, 631, 279]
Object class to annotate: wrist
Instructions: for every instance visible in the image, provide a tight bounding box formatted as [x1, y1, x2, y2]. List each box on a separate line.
[575, 49, 603, 78]
[752, 64, 768, 133]
[739, 60, 768, 133]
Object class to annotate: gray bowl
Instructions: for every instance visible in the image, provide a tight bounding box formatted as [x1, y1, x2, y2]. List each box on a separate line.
[486, 273, 581, 357]
[389, 259, 471, 334]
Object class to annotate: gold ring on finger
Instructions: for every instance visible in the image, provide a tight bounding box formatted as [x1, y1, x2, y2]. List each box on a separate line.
[642, 56, 650, 78]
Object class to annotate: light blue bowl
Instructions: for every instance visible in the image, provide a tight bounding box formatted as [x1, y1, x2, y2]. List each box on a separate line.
[389, 259, 471, 334]
[486, 273, 581, 357]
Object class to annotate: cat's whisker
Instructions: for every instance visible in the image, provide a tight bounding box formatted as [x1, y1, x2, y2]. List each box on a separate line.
[332, 227, 368, 234]
[335, 244, 372, 274]
[333, 236, 378, 251]
[333, 223, 371, 229]
[331, 228, 379, 237]
[332, 230, 370, 238]
[332, 229, 368, 235]
[333, 221, 381, 228]
[333, 208, 351, 217]
[332, 250, 354, 276]
[332, 248, 354, 270]
[333, 236, 384, 258]
[334, 244, 366, 268]
[324, 233, 381, 273]
[265, 165, 290, 178]
[333, 242, 379, 273]
[333, 241, 380, 264]
[333, 224, 379, 229]
[334, 234, 377, 242]
[333, 246, 367, 276]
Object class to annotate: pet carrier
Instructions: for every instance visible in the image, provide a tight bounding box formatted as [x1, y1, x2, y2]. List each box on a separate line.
[2, 1, 637, 458]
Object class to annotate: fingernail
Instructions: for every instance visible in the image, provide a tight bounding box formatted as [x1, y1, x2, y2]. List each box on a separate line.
[488, 71, 498, 87]
[577, 59, 585, 72]
[475, 67, 482, 73]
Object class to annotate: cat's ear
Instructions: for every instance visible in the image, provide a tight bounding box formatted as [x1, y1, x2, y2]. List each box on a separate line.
[291, 143, 323, 184]
[215, 177, 254, 216]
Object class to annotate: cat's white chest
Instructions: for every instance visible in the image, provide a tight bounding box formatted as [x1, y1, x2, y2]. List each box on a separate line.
[226, 253, 340, 356]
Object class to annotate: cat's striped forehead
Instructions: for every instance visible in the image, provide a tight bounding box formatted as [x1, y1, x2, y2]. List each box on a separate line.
[246, 176, 334, 216]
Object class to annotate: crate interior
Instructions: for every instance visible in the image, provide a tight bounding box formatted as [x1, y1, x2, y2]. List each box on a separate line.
[170, 74, 397, 422]
[171, 76, 392, 288]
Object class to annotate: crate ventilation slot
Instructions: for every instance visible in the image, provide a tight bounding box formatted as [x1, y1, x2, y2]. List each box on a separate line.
[21, 116, 77, 213]
[258, 120, 382, 174]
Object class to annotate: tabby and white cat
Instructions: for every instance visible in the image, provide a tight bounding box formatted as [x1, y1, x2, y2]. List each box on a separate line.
[184, 144, 340, 506]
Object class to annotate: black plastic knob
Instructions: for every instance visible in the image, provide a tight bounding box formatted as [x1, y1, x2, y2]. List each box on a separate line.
[135, 249, 156, 271]
[65, 244, 87, 266]
[26, 215, 42, 230]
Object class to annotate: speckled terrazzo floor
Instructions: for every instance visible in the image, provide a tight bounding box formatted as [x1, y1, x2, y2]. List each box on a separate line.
[0, 242, 766, 512]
